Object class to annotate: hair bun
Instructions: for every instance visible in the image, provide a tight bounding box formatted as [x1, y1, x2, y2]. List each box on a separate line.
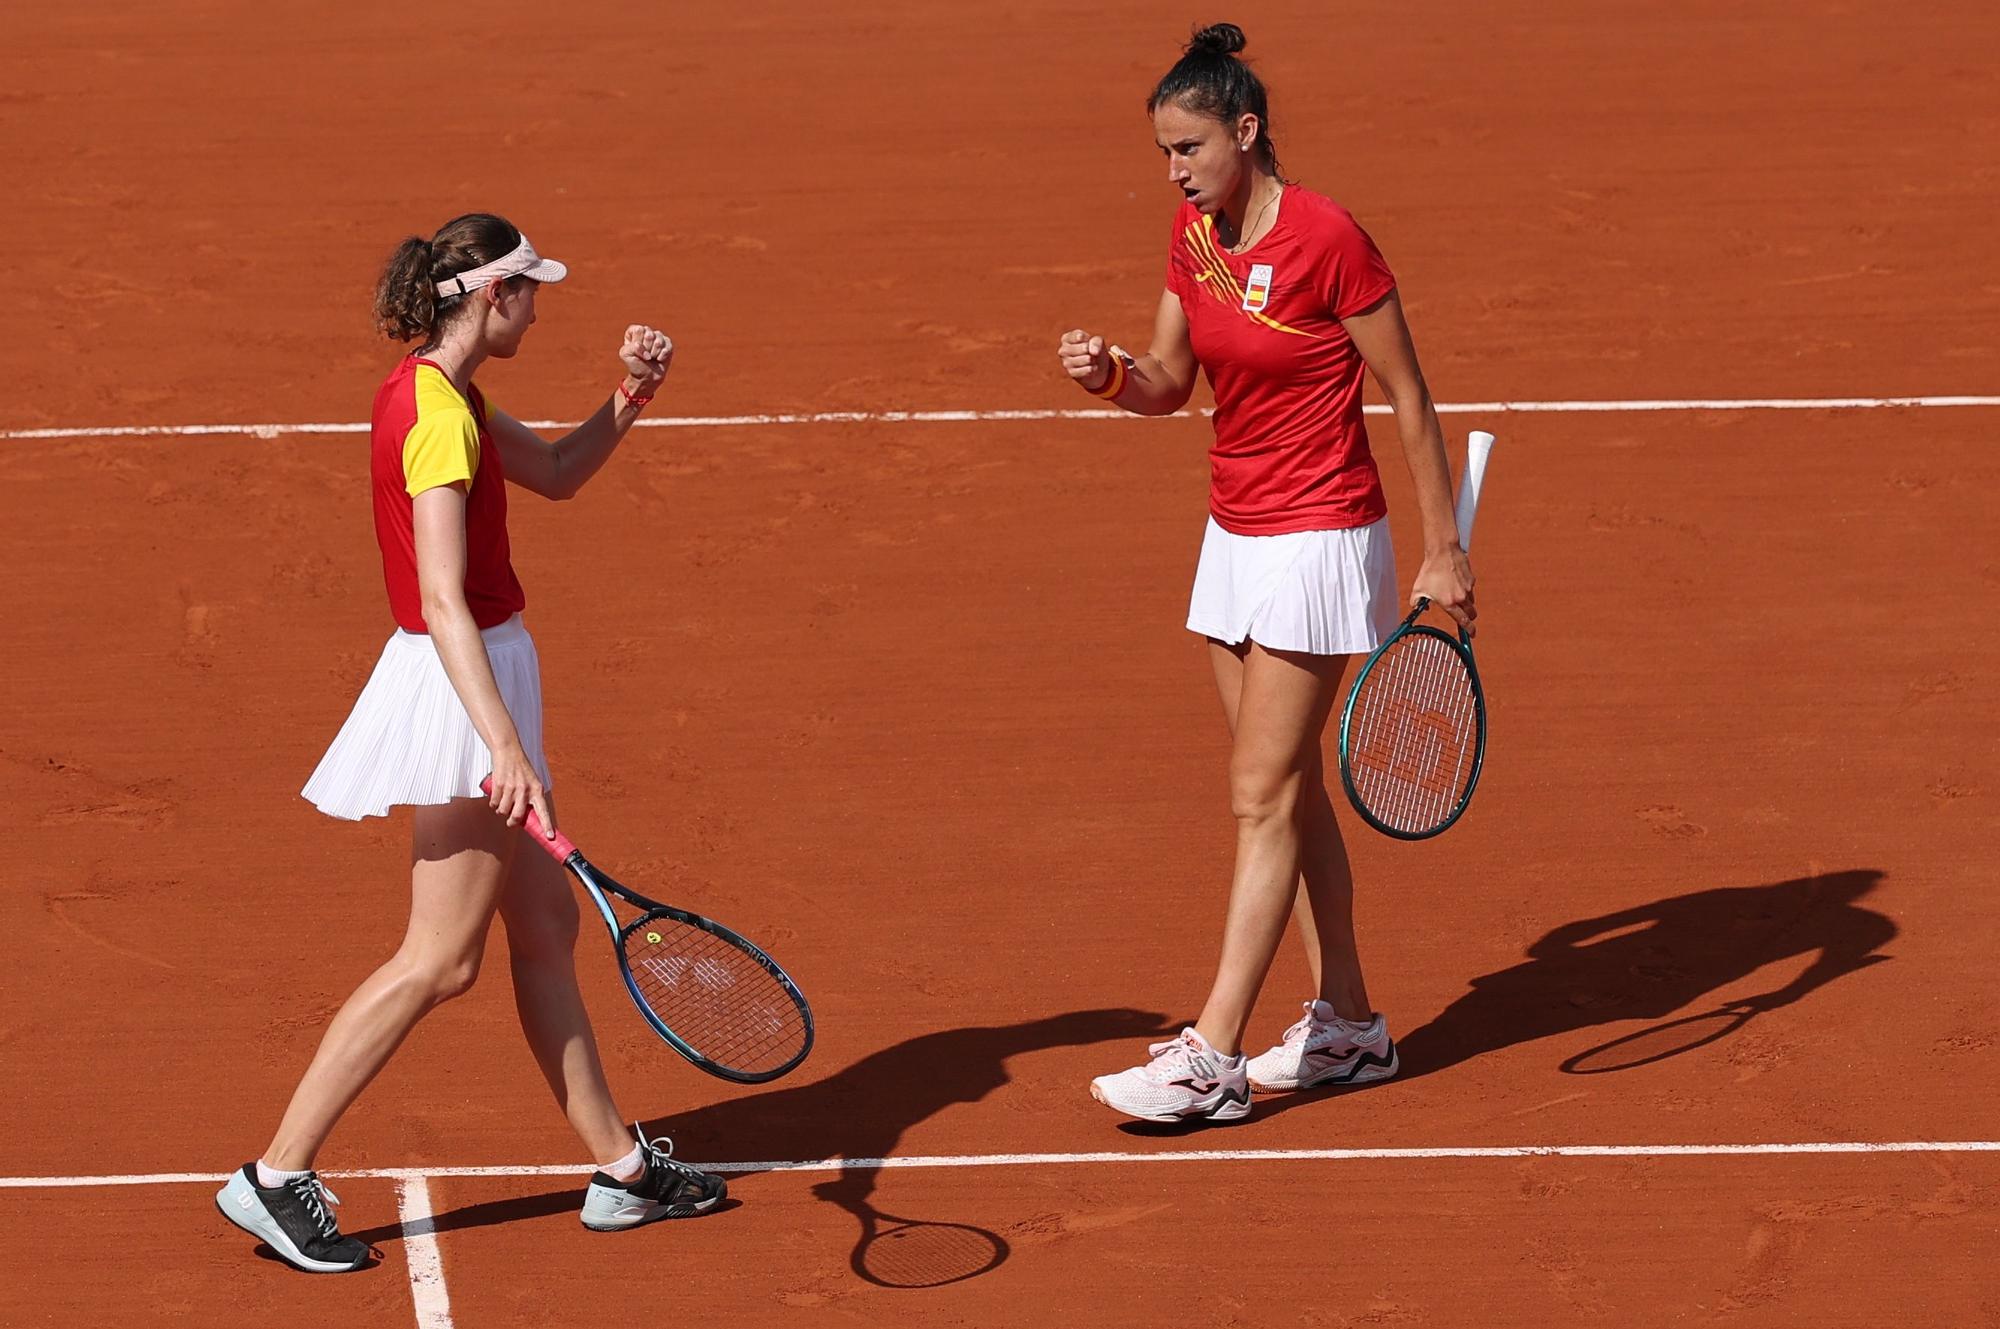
[1188, 22, 1246, 56]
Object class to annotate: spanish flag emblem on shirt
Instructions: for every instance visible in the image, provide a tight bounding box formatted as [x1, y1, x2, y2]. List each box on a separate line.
[1241, 263, 1275, 312]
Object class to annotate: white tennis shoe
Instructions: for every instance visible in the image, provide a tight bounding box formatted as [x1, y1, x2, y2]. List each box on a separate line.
[1246, 1001, 1399, 1092]
[1090, 1027, 1251, 1123]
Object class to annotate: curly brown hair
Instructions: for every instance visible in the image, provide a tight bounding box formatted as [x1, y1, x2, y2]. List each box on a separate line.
[373, 213, 523, 345]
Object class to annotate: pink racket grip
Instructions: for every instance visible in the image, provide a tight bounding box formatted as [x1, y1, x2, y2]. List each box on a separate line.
[477, 777, 579, 861]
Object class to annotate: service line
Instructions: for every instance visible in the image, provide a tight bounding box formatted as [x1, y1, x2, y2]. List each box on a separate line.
[4, 394, 1998, 442]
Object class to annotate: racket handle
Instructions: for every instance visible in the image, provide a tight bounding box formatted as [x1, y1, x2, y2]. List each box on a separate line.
[477, 776, 579, 861]
[1453, 430, 1497, 552]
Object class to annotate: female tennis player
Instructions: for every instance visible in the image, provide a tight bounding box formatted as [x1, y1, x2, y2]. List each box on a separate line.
[1066, 25, 1477, 1122]
[215, 214, 727, 1273]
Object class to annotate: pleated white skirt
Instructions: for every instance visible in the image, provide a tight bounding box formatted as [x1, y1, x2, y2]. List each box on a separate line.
[301, 614, 551, 821]
[1186, 515, 1400, 656]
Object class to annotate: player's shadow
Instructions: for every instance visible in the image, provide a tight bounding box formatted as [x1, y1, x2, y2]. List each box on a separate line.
[1258, 867, 1895, 1123]
[641, 1006, 1172, 1165]
[1123, 868, 1896, 1134]
[351, 1006, 1172, 1251]
[249, 1242, 386, 1273]
[649, 1006, 1173, 1286]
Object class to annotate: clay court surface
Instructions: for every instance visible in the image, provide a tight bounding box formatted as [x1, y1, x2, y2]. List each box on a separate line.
[4, 1, 1998, 1324]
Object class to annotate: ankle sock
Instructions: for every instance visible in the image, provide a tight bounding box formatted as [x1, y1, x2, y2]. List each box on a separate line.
[1186, 1027, 1244, 1065]
[602, 1141, 645, 1184]
[256, 1161, 311, 1190]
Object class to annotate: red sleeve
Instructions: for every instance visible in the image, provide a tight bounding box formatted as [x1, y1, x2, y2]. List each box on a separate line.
[1319, 205, 1397, 318]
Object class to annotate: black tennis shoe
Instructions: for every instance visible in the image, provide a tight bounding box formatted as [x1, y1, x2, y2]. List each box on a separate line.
[216, 1164, 371, 1273]
[580, 1127, 728, 1230]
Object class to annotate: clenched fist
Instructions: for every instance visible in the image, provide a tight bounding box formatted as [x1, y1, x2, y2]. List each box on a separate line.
[619, 325, 674, 394]
[1057, 328, 1112, 393]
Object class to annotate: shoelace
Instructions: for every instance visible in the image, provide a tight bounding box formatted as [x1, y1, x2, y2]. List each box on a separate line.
[1280, 1005, 1319, 1047]
[636, 1127, 706, 1185]
[286, 1175, 344, 1240]
[1141, 1033, 1201, 1081]
[1285, 1001, 1364, 1049]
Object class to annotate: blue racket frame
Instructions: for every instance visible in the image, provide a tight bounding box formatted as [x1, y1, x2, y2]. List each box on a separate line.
[564, 851, 816, 1085]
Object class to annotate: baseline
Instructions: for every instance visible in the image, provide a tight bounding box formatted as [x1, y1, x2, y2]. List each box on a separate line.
[8, 1137, 1999, 1189]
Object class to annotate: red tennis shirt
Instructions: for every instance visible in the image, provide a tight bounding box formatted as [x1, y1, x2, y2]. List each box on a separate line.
[370, 357, 526, 632]
[1165, 184, 1398, 535]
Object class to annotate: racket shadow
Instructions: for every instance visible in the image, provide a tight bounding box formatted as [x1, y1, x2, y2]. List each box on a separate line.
[817, 1177, 1012, 1290]
[1248, 869, 1896, 1125]
[1558, 1003, 1762, 1074]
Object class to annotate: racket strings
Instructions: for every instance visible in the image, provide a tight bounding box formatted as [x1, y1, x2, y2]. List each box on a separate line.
[1347, 633, 1479, 834]
[624, 921, 807, 1075]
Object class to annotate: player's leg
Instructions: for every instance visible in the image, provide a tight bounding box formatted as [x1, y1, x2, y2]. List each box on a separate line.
[262, 797, 512, 1165]
[497, 816, 633, 1163]
[1192, 641, 1347, 1055]
[1245, 746, 1399, 1091]
[219, 797, 512, 1271]
[1293, 748, 1371, 1019]
[1091, 640, 1343, 1123]
[496, 804, 727, 1230]
[1209, 638, 1367, 1014]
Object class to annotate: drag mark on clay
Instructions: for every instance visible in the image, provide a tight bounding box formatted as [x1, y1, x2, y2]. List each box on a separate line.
[44, 892, 177, 970]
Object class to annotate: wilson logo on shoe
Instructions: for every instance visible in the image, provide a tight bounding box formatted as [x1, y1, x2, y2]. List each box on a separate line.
[236, 1191, 255, 1209]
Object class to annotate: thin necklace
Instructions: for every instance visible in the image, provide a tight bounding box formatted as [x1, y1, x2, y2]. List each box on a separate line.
[422, 340, 476, 387]
[1226, 179, 1282, 253]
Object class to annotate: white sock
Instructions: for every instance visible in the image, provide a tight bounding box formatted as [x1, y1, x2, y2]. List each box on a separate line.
[256, 1161, 311, 1190]
[1185, 1026, 1243, 1066]
[602, 1141, 645, 1185]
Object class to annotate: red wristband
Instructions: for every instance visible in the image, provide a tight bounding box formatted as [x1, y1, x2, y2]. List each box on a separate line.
[1086, 354, 1128, 401]
[618, 383, 654, 410]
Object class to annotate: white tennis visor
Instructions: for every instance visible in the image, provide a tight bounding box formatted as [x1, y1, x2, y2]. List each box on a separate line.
[433, 234, 568, 299]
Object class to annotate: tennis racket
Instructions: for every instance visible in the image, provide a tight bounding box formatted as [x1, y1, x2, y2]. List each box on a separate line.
[485, 780, 814, 1084]
[1338, 429, 1496, 840]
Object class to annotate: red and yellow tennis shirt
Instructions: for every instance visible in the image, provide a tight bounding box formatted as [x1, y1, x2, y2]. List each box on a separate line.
[369, 357, 525, 632]
[1166, 184, 1398, 536]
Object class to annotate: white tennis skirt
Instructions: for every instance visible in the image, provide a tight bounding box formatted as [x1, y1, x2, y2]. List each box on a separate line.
[301, 614, 552, 821]
[1186, 515, 1400, 656]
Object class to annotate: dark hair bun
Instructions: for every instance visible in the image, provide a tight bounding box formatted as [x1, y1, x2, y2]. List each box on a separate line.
[1188, 22, 1246, 56]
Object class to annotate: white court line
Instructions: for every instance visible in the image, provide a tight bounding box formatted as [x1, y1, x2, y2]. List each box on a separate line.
[8, 1138, 1999, 1188]
[396, 1176, 454, 1329]
[23, 1139, 1996, 1329]
[3, 394, 1998, 441]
